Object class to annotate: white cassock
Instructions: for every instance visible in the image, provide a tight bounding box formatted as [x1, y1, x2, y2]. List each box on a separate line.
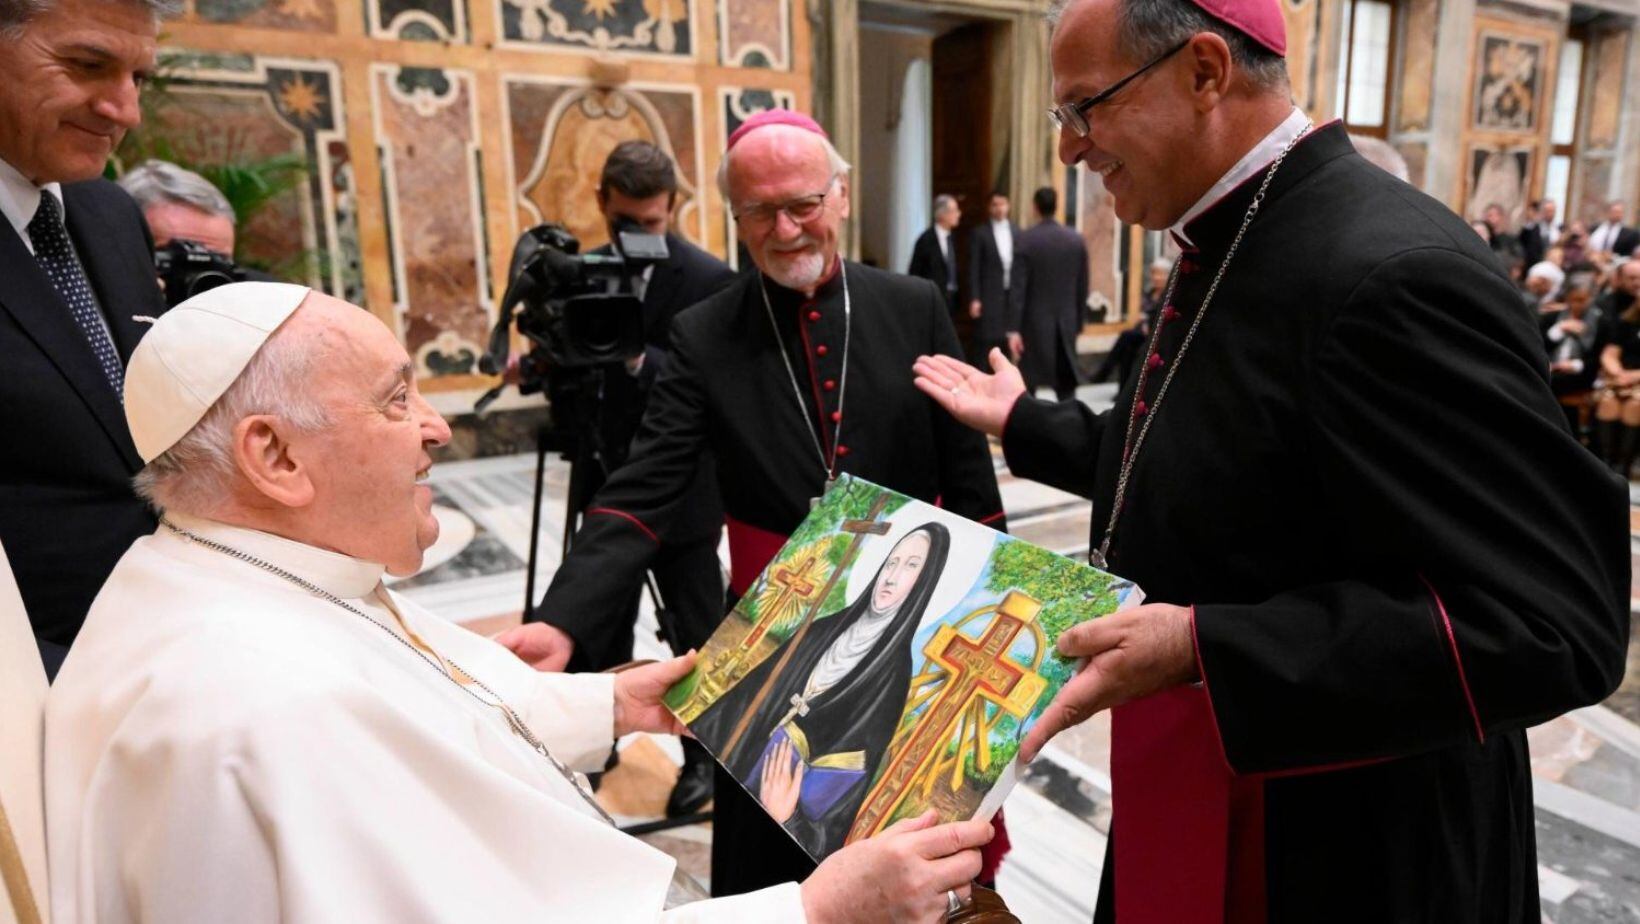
[45, 513, 803, 922]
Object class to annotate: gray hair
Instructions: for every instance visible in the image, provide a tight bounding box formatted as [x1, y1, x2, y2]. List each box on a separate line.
[119, 160, 236, 220]
[716, 128, 852, 201]
[1047, 0, 1290, 93]
[133, 324, 330, 517]
[1, 0, 180, 39]
[1150, 257, 1174, 273]
[1348, 135, 1409, 183]
[933, 194, 957, 218]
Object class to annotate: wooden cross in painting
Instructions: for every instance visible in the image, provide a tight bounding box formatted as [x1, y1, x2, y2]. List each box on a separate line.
[846, 590, 1048, 844]
[718, 495, 893, 761]
[742, 554, 827, 651]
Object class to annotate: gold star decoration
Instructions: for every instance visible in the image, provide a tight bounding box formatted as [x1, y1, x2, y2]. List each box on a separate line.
[581, 0, 618, 18]
[277, 75, 326, 122]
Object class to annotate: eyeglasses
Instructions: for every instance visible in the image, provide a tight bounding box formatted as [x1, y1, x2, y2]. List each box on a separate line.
[1046, 39, 1191, 138]
[732, 174, 840, 227]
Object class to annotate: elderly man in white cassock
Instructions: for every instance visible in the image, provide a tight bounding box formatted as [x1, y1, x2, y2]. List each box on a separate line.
[44, 281, 991, 924]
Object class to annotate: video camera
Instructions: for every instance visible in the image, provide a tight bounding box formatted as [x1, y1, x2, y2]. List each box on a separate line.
[475, 221, 669, 425]
[154, 239, 249, 308]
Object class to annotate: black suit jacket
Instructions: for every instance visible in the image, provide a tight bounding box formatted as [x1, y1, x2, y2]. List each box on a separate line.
[1009, 218, 1087, 388]
[967, 221, 1019, 342]
[1518, 222, 1555, 266]
[0, 178, 167, 661]
[593, 232, 736, 544]
[906, 226, 956, 307]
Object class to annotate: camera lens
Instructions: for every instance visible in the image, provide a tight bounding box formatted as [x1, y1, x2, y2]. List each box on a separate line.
[185, 270, 238, 298]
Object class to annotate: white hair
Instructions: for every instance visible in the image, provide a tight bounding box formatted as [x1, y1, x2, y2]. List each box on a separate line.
[1150, 258, 1173, 273]
[119, 160, 236, 220]
[1348, 135, 1410, 183]
[716, 128, 852, 202]
[132, 324, 330, 517]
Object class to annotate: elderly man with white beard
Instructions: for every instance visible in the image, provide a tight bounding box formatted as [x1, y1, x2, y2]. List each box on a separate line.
[43, 281, 993, 924]
[500, 109, 1011, 902]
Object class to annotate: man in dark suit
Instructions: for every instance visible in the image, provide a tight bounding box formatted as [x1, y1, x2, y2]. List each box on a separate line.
[906, 193, 961, 309]
[1009, 186, 1088, 400]
[1519, 198, 1558, 267]
[0, 0, 170, 678]
[967, 191, 1019, 362]
[1589, 200, 1639, 259]
[501, 140, 735, 817]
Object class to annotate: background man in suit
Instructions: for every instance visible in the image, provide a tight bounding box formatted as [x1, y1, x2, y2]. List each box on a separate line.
[0, 0, 171, 677]
[504, 140, 736, 817]
[967, 192, 1018, 362]
[1010, 186, 1088, 400]
[1590, 200, 1638, 259]
[1520, 198, 1558, 267]
[906, 193, 961, 310]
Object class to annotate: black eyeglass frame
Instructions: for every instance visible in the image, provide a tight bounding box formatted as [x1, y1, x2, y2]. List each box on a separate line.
[1047, 38, 1192, 137]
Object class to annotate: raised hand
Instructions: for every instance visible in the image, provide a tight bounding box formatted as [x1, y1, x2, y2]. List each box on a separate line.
[493, 621, 575, 672]
[912, 348, 1028, 438]
[801, 811, 993, 924]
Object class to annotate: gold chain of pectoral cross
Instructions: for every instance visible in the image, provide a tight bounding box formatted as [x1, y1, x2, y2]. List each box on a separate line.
[1091, 122, 1313, 571]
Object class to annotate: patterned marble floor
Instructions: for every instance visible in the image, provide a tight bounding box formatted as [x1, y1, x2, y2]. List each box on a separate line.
[399, 381, 1640, 923]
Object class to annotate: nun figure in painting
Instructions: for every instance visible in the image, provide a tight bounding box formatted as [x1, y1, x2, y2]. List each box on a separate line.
[692, 523, 952, 858]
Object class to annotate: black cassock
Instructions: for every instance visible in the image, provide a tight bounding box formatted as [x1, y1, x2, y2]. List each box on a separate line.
[536, 260, 1005, 894]
[691, 523, 951, 858]
[1003, 123, 1630, 922]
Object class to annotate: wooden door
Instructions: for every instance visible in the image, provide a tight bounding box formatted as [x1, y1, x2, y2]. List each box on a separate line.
[931, 21, 995, 340]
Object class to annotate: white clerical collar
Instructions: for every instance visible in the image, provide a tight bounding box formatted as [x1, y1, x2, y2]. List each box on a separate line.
[0, 156, 63, 252]
[164, 511, 387, 600]
[1170, 107, 1309, 247]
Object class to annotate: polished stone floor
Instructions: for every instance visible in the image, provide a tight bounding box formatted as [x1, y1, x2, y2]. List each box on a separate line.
[400, 380, 1640, 922]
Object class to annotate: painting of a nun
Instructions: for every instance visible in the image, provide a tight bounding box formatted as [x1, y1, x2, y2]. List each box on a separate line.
[690, 522, 952, 859]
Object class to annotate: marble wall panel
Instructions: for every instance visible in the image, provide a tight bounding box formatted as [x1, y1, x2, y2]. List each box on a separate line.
[371, 0, 469, 41]
[720, 86, 794, 266]
[506, 78, 704, 253]
[1282, 0, 1318, 113]
[499, 0, 693, 57]
[1577, 157, 1613, 226]
[718, 0, 789, 69]
[1397, 0, 1438, 132]
[1586, 29, 1627, 149]
[373, 66, 491, 380]
[1472, 31, 1548, 134]
[1463, 140, 1536, 223]
[143, 54, 358, 297]
[1077, 164, 1119, 319]
[1395, 139, 1428, 189]
[191, 0, 338, 32]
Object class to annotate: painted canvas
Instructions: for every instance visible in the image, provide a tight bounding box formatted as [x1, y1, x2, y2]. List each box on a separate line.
[664, 474, 1143, 861]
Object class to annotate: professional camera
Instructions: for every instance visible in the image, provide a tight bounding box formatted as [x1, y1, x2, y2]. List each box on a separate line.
[475, 221, 668, 417]
[154, 239, 248, 308]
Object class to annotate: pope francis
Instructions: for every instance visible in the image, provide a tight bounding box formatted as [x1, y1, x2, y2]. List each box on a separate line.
[43, 282, 990, 923]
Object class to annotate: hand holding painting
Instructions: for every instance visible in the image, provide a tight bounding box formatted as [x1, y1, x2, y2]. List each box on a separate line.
[1017, 603, 1199, 763]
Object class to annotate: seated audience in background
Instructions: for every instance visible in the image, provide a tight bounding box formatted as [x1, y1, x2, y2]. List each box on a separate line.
[1597, 280, 1640, 476]
[1542, 272, 1603, 400]
[1596, 259, 1640, 322]
[1590, 201, 1638, 259]
[1521, 199, 1559, 267]
[1471, 219, 1494, 246]
[1484, 202, 1521, 257]
[1092, 258, 1167, 388]
[45, 282, 992, 924]
[1561, 222, 1591, 267]
[1523, 261, 1565, 311]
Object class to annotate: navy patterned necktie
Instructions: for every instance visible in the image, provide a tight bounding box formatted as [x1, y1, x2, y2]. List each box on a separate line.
[27, 192, 124, 399]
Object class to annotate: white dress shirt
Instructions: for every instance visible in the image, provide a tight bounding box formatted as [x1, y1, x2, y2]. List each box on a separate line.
[0, 156, 64, 258]
[992, 218, 1014, 289]
[935, 224, 952, 263]
[1591, 221, 1623, 254]
[1171, 106, 1310, 247]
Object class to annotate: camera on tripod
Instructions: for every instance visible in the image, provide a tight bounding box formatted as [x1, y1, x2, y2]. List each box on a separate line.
[153, 239, 249, 308]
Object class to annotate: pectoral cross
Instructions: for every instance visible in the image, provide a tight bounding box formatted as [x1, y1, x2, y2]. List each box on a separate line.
[845, 591, 1049, 844]
[720, 493, 894, 762]
[778, 692, 813, 727]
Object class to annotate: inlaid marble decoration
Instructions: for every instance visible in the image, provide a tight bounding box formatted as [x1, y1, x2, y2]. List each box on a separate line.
[372, 65, 492, 380]
[1396, 0, 1437, 133]
[142, 52, 358, 297]
[1077, 162, 1119, 320]
[370, 0, 469, 41]
[720, 86, 794, 266]
[1465, 142, 1534, 223]
[1280, 0, 1316, 113]
[1586, 30, 1624, 149]
[1473, 33, 1545, 134]
[499, 0, 693, 58]
[505, 77, 705, 253]
[717, 0, 788, 69]
[192, 0, 338, 32]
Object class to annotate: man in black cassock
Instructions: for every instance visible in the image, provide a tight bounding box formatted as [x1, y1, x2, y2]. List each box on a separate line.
[499, 109, 1009, 898]
[691, 523, 951, 859]
[914, 0, 1630, 919]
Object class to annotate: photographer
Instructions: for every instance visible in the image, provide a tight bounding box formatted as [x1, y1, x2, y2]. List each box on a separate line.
[118, 159, 274, 300]
[549, 141, 737, 816]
